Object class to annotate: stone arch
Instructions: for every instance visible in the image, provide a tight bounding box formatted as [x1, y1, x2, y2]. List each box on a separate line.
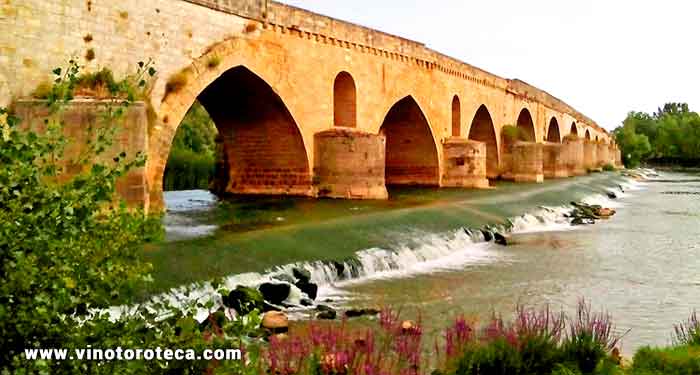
[451, 95, 461, 137]
[333, 71, 357, 128]
[516, 108, 536, 142]
[157, 65, 311, 203]
[547, 117, 561, 142]
[585, 129, 591, 140]
[379, 96, 439, 186]
[570, 122, 578, 137]
[468, 104, 499, 178]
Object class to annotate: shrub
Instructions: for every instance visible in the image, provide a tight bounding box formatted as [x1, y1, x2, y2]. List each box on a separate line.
[261, 309, 425, 375]
[602, 164, 615, 171]
[502, 124, 522, 141]
[165, 68, 190, 95]
[207, 55, 222, 69]
[631, 346, 700, 375]
[561, 300, 624, 374]
[2, 60, 260, 374]
[673, 310, 700, 346]
[163, 147, 216, 190]
[31, 60, 156, 101]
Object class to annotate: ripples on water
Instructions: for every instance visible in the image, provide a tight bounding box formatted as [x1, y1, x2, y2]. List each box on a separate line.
[146, 171, 700, 355]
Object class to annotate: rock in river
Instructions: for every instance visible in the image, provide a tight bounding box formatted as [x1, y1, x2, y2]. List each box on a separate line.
[295, 279, 318, 300]
[222, 285, 264, 315]
[262, 311, 289, 333]
[292, 267, 311, 283]
[494, 232, 509, 246]
[345, 308, 380, 318]
[258, 282, 291, 305]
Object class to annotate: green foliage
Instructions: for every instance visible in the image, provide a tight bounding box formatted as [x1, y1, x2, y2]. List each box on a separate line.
[163, 101, 218, 191]
[502, 124, 522, 140]
[602, 164, 615, 172]
[32, 59, 156, 103]
[613, 103, 700, 167]
[1, 60, 261, 374]
[631, 346, 700, 375]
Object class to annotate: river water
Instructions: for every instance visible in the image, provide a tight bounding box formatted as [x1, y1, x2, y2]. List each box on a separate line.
[158, 170, 699, 355]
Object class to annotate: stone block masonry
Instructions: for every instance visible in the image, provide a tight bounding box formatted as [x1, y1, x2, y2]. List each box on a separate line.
[13, 100, 150, 210]
[2, 0, 620, 211]
[313, 129, 388, 199]
[512, 142, 544, 183]
[441, 137, 489, 188]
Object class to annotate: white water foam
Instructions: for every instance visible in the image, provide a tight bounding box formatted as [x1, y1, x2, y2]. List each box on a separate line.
[102, 176, 643, 322]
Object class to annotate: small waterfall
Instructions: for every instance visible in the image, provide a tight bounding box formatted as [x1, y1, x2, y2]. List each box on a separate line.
[104, 174, 648, 322]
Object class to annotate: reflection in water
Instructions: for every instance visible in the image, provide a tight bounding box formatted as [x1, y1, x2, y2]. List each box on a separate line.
[163, 190, 219, 241]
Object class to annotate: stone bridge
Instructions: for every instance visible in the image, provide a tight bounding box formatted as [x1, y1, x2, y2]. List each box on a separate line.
[2, 0, 621, 212]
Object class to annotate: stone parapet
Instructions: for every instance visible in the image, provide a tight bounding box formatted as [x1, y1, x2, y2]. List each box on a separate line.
[440, 137, 489, 188]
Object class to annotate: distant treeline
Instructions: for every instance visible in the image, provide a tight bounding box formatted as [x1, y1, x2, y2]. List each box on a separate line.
[614, 102, 700, 167]
[162, 101, 218, 191]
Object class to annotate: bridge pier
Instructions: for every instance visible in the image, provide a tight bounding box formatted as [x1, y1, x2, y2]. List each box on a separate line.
[440, 137, 490, 188]
[583, 141, 598, 171]
[564, 137, 585, 176]
[597, 143, 609, 168]
[14, 99, 150, 210]
[512, 142, 544, 183]
[542, 143, 569, 179]
[312, 128, 388, 199]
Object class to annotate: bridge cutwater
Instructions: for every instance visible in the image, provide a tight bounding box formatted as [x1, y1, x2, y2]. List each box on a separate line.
[3, 0, 622, 213]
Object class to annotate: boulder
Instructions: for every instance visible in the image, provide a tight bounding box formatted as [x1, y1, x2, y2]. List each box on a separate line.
[292, 267, 311, 283]
[607, 192, 617, 199]
[295, 280, 318, 300]
[316, 304, 334, 312]
[300, 298, 314, 306]
[401, 320, 416, 332]
[332, 261, 345, 279]
[258, 282, 291, 305]
[262, 311, 289, 333]
[481, 229, 493, 242]
[344, 308, 380, 318]
[595, 207, 616, 218]
[494, 232, 509, 246]
[316, 310, 337, 320]
[222, 285, 265, 315]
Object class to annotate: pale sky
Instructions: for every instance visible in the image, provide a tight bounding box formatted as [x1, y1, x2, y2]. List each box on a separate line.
[279, 0, 699, 130]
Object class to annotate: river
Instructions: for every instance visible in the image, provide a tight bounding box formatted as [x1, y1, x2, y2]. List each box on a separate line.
[156, 170, 699, 356]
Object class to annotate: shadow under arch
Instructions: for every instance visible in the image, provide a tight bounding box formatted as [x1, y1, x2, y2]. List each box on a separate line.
[516, 108, 536, 142]
[547, 117, 561, 142]
[570, 122, 579, 137]
[333, 71, 357, 128]
[162, 65, 312, 200]
[379, 95, 439, 186]
[468, 104, 499, 178]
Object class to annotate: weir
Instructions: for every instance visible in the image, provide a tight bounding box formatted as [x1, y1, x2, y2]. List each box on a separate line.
[151, 172, 627, 292]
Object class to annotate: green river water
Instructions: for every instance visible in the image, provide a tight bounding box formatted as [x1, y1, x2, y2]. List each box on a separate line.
[149, 171, 699, 356]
